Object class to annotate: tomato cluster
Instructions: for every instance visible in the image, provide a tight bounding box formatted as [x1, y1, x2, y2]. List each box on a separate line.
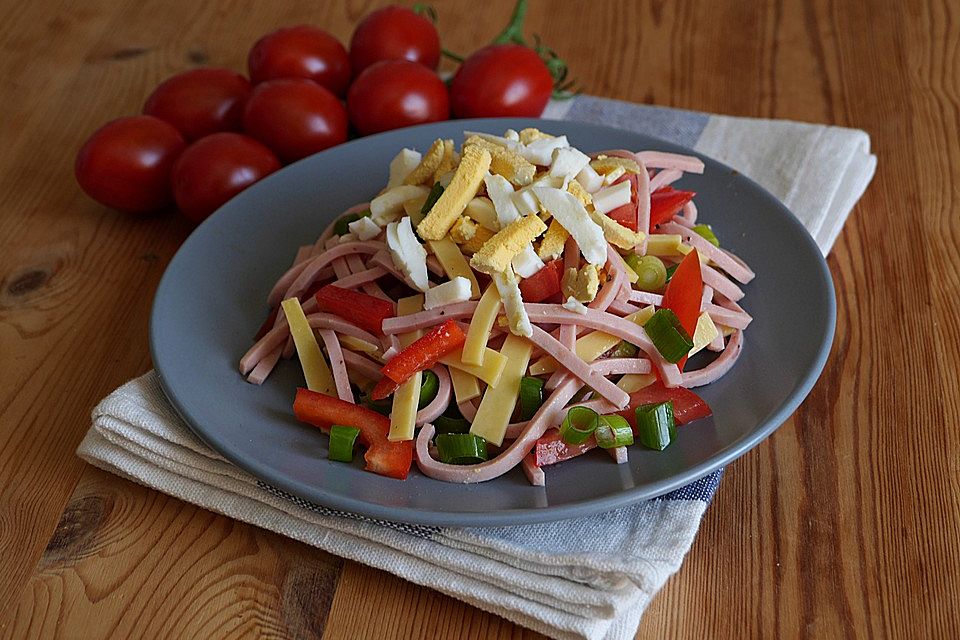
[75, 2, 569, 222]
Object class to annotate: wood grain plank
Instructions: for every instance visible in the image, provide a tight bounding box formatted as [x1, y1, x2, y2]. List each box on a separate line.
[1, 467, 343, 640]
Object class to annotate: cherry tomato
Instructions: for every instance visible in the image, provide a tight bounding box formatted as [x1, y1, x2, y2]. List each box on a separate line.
[143, 68, 252, 141]
[346, 60, 448, 136]
[450, 45, 553, 118]
[75, 116, 186, 214]
[248, 25, 351, 96]
[242, 79, 348, 163]
[171, 132, 280, 223]
[349, 6, 440, 76]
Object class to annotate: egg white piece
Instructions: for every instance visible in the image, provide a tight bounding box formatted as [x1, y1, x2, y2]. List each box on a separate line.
[386, 148, 422, 189]
[386, 216, 430, 292]
[521, 135, 569, 165]
[575, 164, 605, 193]
[549, 147, 591, 181]
[371, 185, 430, 225]
[532, 186, 607, 266]
[563, 296, 590, 315]
[485, 173, 545, 278]
[424, 276, 473, 310]
[348, 216, 382, 241]
[492, 268, 532, 337]
[592, 180, 632, 214]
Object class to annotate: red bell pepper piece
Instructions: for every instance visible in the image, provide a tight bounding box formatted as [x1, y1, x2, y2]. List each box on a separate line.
[615, 382, 712, 428]
[519, 258, 564, 303]
[533, 383, 712, 467]
[376, 320, 466, 396]
[315, 285, 395, 336]
[534, 430, 597, 467]
[659, 249, 703, 369]
[370, 376, 399, 400]
[293, 388, 413, 479]
[606, 173, 640, 231]
[649, 188, 696, 227]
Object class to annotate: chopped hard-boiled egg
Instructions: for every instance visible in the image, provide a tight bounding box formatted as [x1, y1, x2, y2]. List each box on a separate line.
[462, 130, 524, 153]
[492, 268, 532, 337]
[433, 139, 458, 182]
[404, 139, 446, 185]
[483, 173, 544, 277]
[370, 185, 430, 225]
[348, 216, 381, 241]
[602, 165, 626, 185]
[469, 214, 547, 275]
[521, 135, 569, 165]
[592, 180, 632, 214]
[512, 245, 545, 278]
[591, 156, 642, 175]
[386, 216, 430, 292]
[449, 216, 478, 243]
[566, 179, 593, 206]
[537, 218, 569, 260]
[417, 146, 491, 240]
[464, 136, 536, 186]
[562, 264, 600, 302]
[464, 196, 499, 231]
[457, 225, 495, 254]
[532, 186, 607, 266]
[575, 163, 605, 193]
[549, 146, 591, 181]
[563, 296, 589, 315]
[512, 187, 541, 216]
[589, 209, 644, 250]
[518, 127, 552, 145]
[424, 276, 473, 310]
[387, 148, 422, 188]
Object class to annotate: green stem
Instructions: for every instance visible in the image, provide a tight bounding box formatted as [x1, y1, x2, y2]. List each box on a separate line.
[441, 48, 466, 63]
[492, 0, 529, 45]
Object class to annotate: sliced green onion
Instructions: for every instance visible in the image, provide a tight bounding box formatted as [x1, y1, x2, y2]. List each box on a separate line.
[418, 370, 439, 409]
[364, 395, 392, 416]
[623, 253, 644, 275]
[328, 425, 361, 462]
[609, 340, 639, 358]
[692, 224, 720, 247]
[644, 309, 693, 363]
[518, 376, 545, 421]
[435, 433, 488, 464]
[635, 401, 676, 450]
[334, 209, 371, 236]
[664, 263, 679, 283]
[420, 182, 445, 215]
[560, 406, 599, 445]
[434, 414, 471, 434]
[629, 255, 667, 292]
[595, 415, 634, 448]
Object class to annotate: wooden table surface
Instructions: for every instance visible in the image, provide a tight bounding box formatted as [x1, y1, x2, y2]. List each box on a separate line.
[1, 0, 958, 637]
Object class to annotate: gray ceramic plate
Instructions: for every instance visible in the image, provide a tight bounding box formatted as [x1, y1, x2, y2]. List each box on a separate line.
[151, 118, 835, 527]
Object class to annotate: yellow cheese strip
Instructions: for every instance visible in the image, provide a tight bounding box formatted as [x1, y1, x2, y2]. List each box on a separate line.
[449, 367, 481, 403]
[529, 307, 655, 375]
[388, 295, 424, 442]
[469, 334, 533, 446]
[438, 345, 508, 387]
[402, 194, 429, 227]
[339, 335, 383, 361]
[281, 298, 336, 395]
[462, 284, 501, 366]
[428, 237, 481, 298]
[617, 373, 656, 393]
[690, 311, 719, 357]
[645, 234, 683, 256]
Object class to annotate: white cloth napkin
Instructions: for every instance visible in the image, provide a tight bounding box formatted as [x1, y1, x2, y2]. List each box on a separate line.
[78, 96, 875, 640]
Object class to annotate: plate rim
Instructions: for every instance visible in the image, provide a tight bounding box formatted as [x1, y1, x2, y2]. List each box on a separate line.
[150, 117, 837, 527]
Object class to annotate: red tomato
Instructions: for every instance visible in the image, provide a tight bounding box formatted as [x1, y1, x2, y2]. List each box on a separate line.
[143, 68, 252, 141]
[242, 79, 348, 163]
[450, 45, 553, 118]
[607, 173, 639, 231]
[75, 116, 186, 214]
[171, 132, 280, 223]
[349, 6, 440, 75]
[346, 60, 448, 135]
[247, 25, 351, 96]
[518, 258, 564, 303]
